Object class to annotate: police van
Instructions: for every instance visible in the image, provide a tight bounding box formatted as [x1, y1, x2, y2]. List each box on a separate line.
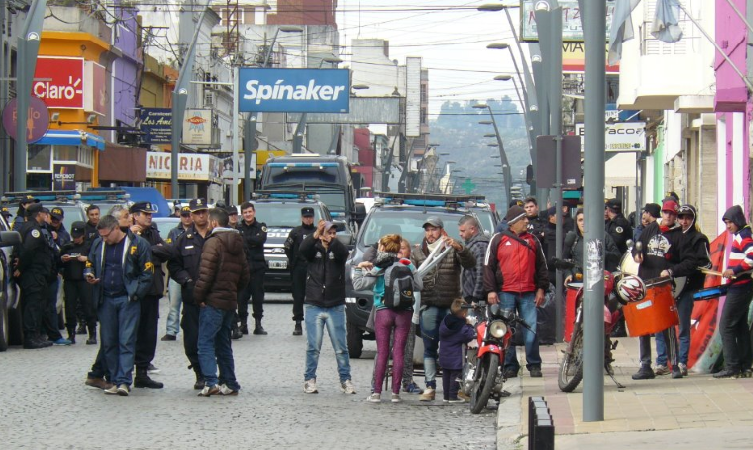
[251, 191, 335, 290]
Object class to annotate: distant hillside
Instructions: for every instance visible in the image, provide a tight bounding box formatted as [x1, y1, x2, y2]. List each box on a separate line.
[429, 97, 530, 209]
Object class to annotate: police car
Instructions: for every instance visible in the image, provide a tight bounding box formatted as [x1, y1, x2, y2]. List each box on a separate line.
[250, 191, 335, 290]
[344, 192, 497, 358]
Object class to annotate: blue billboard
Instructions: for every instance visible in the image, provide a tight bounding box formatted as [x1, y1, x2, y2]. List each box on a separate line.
[238, 68, 350, 113]
[139, 108, 172, 144]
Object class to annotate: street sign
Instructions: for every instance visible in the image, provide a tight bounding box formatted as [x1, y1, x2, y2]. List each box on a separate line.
[139, 108, 172, 144]
[2, 97, 49, 143]
[575, 122, 646, 152]
[238, 68, 350, 113]
[461, 178, 476, 194]
[536, 135, 582, 189]
[33, 57, 85, 109]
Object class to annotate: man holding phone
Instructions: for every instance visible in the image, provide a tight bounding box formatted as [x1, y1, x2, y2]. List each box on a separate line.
[60, 222, 95, 344]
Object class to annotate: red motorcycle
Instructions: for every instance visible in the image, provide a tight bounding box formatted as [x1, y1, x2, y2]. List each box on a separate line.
[461, 303, 532, 414]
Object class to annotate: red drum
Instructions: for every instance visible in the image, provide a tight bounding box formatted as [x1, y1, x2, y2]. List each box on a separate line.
[564, 282, 583, 342]
[623, 279, 679, 337]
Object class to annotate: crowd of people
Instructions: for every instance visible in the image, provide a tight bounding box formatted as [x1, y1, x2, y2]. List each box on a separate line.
[7, 191, 753, 402]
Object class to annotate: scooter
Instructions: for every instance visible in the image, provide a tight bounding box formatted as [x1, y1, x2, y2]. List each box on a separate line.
[461, 302, 531, 414]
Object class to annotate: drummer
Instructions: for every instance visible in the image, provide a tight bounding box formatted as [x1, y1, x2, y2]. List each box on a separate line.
[632, 199, 685, 380]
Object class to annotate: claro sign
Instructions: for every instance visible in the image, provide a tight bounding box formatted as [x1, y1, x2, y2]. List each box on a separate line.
[238, 68, 350, 113]
[33, 57, 85, 109]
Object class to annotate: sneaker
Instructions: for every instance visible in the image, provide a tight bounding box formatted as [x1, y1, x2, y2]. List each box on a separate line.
[85, 377, 112, 390]
[104, 385, 119, 395]
[366, 393, 381, 403]
[457, 391, 470, 401]
[529, 367, 543, 378]
[402, 382, 424, 394]
[51, 337, 72, 346]
[341, 379, 356, 395]
[742, 369, 753, 379]
[671, 366, 683, 379]
[654, 365, 670, 376]
[219, 384, 239, 396]
[198, 385, 220, 397]
[391, 393, 401, 403]
[713, 369, 740, 379]
[448, 396, 466, 403]
[419, 387, 436, 402]
[503, 369, 518, 379]
[147, 363, 160, 374]
[117, 384, 130, 396]
[678, 363, 689, 377]
[632, 366, 656, 380]
[160, 334, 176, 341]
[304, 379, 318, 394]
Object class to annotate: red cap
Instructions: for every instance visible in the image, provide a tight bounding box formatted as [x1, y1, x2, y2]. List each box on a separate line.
[662, 199, 679, 213]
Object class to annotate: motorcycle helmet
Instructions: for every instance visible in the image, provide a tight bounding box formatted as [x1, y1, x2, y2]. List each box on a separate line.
[616, 275, 646, 303]
[602, 271, 615, 297]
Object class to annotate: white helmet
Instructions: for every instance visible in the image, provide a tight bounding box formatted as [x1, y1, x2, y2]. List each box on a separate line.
[616, 275, 646, 303]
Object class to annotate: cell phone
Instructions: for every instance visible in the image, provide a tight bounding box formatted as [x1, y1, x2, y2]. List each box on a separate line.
[85, 273, 95, 279]
[67, 253, 81, 258]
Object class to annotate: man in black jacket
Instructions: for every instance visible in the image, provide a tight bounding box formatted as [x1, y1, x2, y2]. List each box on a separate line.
[523, 197, 547, 242]
[130, 202, 171, 389]
[162, 206, 193, 341]
[237, 201, 268, 335]
[284, 207, 317, 336]
[299, 220, 355, 395]
[60, 221, 95, 344]
[632, 199, 684, 380]
[167, 198, 211, 389]
[605, 198, 633, 254]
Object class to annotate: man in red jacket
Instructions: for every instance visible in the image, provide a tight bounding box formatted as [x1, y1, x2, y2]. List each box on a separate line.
[484, 205, 549, 378]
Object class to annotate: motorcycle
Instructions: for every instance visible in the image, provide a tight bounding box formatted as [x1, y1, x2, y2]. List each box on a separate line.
[460, 302, 532, 414]
[554, 260, 627, 392]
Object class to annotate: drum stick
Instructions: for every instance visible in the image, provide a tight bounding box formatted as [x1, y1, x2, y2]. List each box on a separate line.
[699, 267, 735, 279]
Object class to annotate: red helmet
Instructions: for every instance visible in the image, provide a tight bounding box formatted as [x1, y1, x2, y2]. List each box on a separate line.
[616, 275, 646, 303]
[603, 271, 615, 296]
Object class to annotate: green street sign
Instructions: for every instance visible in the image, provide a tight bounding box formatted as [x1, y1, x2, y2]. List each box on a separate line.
[461, 178, 476, 194]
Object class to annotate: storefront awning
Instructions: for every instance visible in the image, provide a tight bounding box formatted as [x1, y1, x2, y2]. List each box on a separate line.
[35, 130, 106, 151]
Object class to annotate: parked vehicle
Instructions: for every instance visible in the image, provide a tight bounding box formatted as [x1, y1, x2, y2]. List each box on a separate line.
[0, 214, 22, 351]
[344, 192, 496, 358]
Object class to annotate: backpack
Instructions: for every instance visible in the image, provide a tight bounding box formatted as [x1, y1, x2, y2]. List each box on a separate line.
[382, 261, 416, 310]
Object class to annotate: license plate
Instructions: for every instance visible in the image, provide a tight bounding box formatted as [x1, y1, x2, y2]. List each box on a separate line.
[269, 260, 287, 269]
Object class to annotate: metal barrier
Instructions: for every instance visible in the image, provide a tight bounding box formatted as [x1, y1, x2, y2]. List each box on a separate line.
[528, 396, 555, 450]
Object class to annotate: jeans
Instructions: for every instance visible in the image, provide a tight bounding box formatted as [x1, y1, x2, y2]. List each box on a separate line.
[420, 306, 449, 388]
[500, 292, 541, 371]
[304, 304, 351, 382]
[165, 279, 182, 336]
[442, 369, 461, 400]
[373, 308, 412, 394]
[99, 295, 141, 386]
[198, 305, 240, 390]
[720, 283, 753, 372]
[655, 290, 694, 366]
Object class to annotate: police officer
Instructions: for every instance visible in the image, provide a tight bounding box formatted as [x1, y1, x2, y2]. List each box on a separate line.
[84, 205, 101, 244]
[12, 195, 39, 231]
[130, 202, 170, 389]
[167, 198, 211, 389]
[226, 204, 239, 228]
[60, 221, 96, 344]
[1, 205, 12, 223]
[237, 201, 268, 335]
[605, 198, 633, 254]
[284, 207, 316, 336]
[17, 203, 56, 349]
[49, 207, 71, 248]
[162, 206, 192, 341]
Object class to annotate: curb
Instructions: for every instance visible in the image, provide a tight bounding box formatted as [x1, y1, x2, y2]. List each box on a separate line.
[496, 377, 524, 450]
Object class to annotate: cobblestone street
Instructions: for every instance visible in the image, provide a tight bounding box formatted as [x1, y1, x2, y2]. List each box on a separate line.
[0, 298, 496, 449]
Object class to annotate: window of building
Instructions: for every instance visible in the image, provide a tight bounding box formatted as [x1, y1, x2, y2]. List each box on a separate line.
[420, 84, 427, 103]
[28, 144, 52, 171]
[78, 147, 94, 168]
[54, 145, 78, 162]
[420, 107, 428, 125]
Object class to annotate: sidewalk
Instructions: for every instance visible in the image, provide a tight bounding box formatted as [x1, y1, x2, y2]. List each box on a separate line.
[496, 337, 753, 449]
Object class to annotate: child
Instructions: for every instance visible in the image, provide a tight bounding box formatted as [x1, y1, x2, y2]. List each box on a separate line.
[439, 298, 476, 402]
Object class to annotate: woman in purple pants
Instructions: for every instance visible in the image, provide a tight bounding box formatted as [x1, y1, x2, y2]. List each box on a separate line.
[352, 234, 422, 403]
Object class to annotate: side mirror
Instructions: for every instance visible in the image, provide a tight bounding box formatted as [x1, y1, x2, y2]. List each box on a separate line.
[353, 203, 367, 224]
[333, 220, 347, 233]
[0, 230, 21, 248]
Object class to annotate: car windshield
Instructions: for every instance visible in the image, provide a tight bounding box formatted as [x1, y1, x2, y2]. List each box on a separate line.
[359, 209, 463, 247]
[252, 203, 324, 227]
[153, 218, 180, 239]
[473, 209, 496, 235]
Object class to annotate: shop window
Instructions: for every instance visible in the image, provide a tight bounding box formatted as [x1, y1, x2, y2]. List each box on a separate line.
[78, 147, 94, 167]
[28, 144, 52, 171]
[54, 145, 78, 162]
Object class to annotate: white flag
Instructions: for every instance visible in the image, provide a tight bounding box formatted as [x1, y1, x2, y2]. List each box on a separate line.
[652, 0, 683, 43]
[608, 0, 642, 66]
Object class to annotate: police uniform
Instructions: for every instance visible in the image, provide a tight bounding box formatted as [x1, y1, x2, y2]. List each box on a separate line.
[130, 202, 170, 389]
[166, 199, 209, 388]
[284, 207, 317, 334]
[237, 207, 268, 334]
[605, 198, 633, 254]
[162, 205, 192, 341]
[60, 221, 95, 343]
[18, 204, 57, 348]
[12, 195, 38, 231]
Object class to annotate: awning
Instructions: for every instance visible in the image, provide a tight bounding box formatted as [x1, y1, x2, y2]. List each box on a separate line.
[34, 130, 106, 151]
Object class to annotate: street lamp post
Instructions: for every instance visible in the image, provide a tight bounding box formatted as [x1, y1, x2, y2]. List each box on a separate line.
[293, 55, 343, 154]
[475, 107, 512, 206]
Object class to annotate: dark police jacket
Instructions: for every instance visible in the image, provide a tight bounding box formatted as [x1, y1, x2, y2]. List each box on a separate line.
[18, 220, 57, 287]
[299, 234, 349, 308]
[135, 224, 171, 298]
[84, 221, 99, 244]
[284, 222, 316, 270]
[238, 219, 268, 272]
[59, 239, 91, 281]
[84, 231, 153, 306]
[167, 225, 208, 305]
[606, 213, 633, 254]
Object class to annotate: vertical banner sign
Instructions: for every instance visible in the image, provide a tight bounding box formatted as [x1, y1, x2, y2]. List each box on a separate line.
[405, 57, 421, 138]
[52, 163, 76, 190]
[238, 68, 350, 113]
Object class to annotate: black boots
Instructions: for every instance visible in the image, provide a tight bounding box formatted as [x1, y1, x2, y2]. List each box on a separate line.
[240, 322, 249, 335]
[86, 325, 97, 345]
[293, 321, 302, 336]
[134, 367, 164, 389]
[231, 322, 243, 340]
[194, 372, 205, 390]
[76, 322, 87, 335]
[253, 318, 267, 335]
[67, 328, 76, 345]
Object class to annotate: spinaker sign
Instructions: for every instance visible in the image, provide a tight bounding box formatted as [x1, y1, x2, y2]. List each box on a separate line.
[238, 68, 350, 113]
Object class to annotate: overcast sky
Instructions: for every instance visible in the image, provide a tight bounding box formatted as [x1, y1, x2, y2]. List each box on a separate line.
[336, 1, 527, 117]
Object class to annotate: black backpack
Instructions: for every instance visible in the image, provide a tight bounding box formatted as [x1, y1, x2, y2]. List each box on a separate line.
[382, 262, 416, 310]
